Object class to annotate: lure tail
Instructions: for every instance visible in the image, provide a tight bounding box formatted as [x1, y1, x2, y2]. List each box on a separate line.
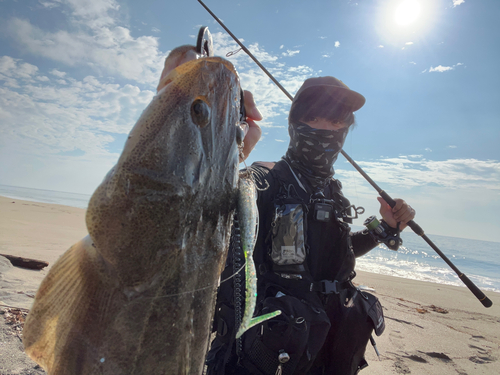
[236, 310, 281, 339]
[235, 249, 281, 339]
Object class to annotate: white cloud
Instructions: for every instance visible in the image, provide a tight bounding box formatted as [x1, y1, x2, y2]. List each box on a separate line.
[0, 56, 156, 193]
[341, 156, 500, 191]
[429, 65, 453, 72]
[426, 62, 465, 73]
[378, 45, 384, 48]
[63, 0, 121, 29]
[275, 139, 286, 142]
[319, 36, 327, 40]
[0, 56, 39, 80]
[0, 57, 154, 159]
[410, 61, 416, 65]
[247, 42, 279, 63]
[334, 41, 340, 48]
[453, 0, 465, 7]
[406, 42, 414, 45]
[279, 45, 284, 49]
[447, 145, 457, 149]
[151, 27, 160, 33]
[39, 1, 61, 9]
[282, 49, 300, 57]
[425, 148, 432, 152]
[0, 56, 17, 73]
[50, 69, 67, 78]
[5, 0, 164, 85]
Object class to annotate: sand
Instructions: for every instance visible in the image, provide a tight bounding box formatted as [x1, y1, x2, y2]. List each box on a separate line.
[0, 196, 88, 375]
[0, 195, 499, 374]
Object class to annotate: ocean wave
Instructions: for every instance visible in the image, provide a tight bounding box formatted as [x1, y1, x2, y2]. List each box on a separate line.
[356, 246, 500, 293]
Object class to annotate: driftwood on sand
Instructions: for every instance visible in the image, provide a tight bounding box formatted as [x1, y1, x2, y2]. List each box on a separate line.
[0, 254, 49, 270]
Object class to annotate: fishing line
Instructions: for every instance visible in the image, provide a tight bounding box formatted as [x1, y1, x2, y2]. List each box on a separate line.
[147, 263, 247, 300]
[126, 263, 246, 302]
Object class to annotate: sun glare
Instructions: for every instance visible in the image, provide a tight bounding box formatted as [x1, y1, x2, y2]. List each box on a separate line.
[395, 0, 421, 26]
[376, 0, 437, 47]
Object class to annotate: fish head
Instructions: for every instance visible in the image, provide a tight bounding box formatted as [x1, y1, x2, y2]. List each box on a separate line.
[118, 56, 242, 197]
[86, 55, 243, 283]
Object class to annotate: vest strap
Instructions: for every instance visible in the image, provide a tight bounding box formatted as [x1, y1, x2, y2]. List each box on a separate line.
[310, 279, 351, 294]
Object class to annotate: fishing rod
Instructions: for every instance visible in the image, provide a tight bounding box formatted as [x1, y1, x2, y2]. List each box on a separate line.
[197, 0, 492, 308]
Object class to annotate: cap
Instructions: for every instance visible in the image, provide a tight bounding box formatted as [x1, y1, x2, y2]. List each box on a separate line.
[293, 76, 366, 112]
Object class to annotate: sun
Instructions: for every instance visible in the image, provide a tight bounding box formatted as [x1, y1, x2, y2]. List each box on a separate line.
[375, 0, 437, 46]
[394, 0, 421, 26]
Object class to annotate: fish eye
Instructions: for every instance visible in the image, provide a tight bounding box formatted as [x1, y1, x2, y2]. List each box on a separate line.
[191, 99, 210, 128]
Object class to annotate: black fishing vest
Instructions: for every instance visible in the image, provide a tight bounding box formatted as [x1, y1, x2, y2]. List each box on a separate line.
[207, 162, 385, 375]
[250, 160, 356, 302]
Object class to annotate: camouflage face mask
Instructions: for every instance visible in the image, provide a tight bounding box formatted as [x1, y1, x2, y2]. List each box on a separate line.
[284, 121, 348, 190]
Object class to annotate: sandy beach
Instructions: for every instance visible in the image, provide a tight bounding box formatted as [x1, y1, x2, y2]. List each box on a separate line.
[1, 195, 499, 374]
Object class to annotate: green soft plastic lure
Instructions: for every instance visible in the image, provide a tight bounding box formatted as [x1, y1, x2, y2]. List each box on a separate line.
[235, 172, 281, 339]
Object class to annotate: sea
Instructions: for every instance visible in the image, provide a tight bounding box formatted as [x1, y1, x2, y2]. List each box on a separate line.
[1, 184, 499, 294]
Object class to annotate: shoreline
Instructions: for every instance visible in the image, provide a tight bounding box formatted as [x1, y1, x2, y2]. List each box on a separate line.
[1, 195, 499, 374]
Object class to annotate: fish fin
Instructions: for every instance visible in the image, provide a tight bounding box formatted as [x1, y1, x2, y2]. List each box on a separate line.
[235, 310, 282, 339]
[23, 235, 114, 374]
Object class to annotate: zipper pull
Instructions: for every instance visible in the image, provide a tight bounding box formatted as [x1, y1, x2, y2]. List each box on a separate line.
[275, 351, 290, 375]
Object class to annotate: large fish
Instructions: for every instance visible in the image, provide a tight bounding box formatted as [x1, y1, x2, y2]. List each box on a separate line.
[23, 49, 243, 374]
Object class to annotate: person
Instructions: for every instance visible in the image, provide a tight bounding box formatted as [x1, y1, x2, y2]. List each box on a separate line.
[205, 76, 416, 375]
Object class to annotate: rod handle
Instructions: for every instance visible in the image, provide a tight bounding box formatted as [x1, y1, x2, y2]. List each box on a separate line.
[459, 274, 493, 308]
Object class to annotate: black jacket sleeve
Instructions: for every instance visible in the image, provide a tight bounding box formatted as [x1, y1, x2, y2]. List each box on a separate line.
[351, 230, 378, 258]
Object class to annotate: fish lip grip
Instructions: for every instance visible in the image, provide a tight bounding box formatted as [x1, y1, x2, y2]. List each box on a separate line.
[196, 26, 214, 57]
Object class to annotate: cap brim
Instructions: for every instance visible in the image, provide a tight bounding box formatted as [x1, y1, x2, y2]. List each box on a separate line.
[297, 84, 365, 112]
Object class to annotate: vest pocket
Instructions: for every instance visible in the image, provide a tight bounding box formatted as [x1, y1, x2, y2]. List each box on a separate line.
[270, 203, 306, 266]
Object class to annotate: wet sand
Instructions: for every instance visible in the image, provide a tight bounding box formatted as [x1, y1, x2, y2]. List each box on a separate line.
[1, 195, 499, 374]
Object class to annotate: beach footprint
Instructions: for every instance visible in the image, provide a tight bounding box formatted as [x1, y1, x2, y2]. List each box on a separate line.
[468, 339, 497, 365]
[394, 358, 411, 374]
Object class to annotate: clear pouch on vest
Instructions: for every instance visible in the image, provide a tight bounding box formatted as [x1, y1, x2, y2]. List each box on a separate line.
[270, 203, 306, 265]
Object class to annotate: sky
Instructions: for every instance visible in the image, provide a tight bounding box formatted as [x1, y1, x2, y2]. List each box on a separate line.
[0, 0, 499, 243]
